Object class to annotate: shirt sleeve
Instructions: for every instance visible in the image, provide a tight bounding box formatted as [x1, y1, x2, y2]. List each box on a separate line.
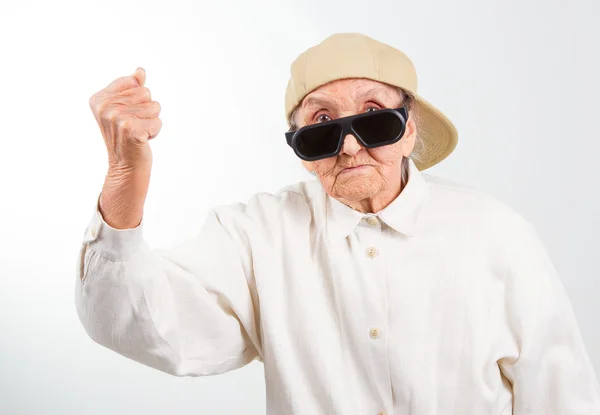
[74, 193, 261, 376]
[495, 215, 600, 413]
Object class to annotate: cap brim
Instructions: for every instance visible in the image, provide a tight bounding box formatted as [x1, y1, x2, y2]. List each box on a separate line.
[412, 95, 458, 171]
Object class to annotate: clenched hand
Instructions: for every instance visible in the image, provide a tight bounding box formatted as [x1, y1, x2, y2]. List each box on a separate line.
[89, 68, 161, 229]
[89, 67, 162, 170]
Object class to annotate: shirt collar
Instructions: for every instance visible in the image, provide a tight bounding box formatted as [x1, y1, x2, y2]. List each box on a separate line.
[325, 158, 430, 243]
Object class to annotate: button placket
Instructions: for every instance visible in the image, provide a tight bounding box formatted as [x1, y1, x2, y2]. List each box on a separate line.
[357, 223, 393, 412]
[363, 216, 380, 260]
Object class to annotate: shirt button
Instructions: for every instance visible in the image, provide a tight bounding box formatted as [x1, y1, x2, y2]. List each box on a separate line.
[90, 225, 97, 238]
[370, 328, 381, 339]
[367, 247, 378, 258]
[367, 217, 378, 226]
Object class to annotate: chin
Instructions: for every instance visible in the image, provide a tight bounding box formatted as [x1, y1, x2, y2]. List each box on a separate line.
[334, 183, 379, 200]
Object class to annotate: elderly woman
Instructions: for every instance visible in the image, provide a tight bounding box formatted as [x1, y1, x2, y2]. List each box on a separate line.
[75, 33, 600, 414]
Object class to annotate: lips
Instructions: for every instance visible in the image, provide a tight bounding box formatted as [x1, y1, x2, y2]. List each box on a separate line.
[341, 165, 369, 173]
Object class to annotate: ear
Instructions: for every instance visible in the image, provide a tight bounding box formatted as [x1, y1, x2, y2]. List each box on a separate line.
[401, 118, 417, 157]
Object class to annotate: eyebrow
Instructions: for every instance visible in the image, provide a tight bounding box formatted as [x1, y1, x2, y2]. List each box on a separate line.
[354, 86, 382, 99]
[302, 96, 335, 110]
[302, 87, 388, 110]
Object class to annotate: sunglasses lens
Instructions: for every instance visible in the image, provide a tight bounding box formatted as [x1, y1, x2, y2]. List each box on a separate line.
[295, 124, 342, 159]
[352, 112, 403, 146]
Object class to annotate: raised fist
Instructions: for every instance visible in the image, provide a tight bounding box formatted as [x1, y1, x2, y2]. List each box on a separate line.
[89, 68, 162, 170]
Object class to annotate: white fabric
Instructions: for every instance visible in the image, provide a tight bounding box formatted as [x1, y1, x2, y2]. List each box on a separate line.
[74, 158, 600, 414]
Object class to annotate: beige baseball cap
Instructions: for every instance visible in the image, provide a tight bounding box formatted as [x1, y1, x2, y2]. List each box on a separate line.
[285, 33, 458, 171]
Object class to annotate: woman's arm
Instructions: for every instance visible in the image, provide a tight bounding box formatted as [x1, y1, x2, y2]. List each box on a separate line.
[496, 217, 600, 413]
[74, 193, 261, 376]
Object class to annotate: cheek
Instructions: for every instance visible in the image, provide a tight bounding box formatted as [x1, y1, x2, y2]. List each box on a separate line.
[369, 142, 403, 163]
[314, 158, 337, 176]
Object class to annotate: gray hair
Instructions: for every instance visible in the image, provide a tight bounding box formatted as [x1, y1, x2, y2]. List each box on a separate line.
[288, 86, 424, 185]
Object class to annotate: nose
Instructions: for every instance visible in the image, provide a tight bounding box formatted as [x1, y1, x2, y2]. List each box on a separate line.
[340, 133, 362, 156]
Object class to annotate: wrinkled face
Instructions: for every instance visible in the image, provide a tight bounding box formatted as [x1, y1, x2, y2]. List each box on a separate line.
[292, 78, 417, 206]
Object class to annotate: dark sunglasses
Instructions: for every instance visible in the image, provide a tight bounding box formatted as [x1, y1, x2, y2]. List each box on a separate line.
[285, 106, 409, 161]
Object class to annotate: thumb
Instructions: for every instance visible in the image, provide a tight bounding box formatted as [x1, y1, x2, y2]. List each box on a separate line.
[133, 67, 146, 87]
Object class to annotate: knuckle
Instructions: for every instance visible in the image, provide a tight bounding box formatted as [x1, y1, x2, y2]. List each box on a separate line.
[106, 108, 120, 122]
[117, 117, 132, 131]
[90, 96, 107, 115]
[148, 118, 162, 139]
[95, 100, 108, 115]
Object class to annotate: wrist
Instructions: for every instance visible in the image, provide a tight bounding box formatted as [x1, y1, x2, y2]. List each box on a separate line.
[107, 161, 151, 178]
[100, 168, 150, 230]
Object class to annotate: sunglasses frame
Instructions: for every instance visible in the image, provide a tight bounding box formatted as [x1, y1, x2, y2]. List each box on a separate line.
[285, 106, 409, 162]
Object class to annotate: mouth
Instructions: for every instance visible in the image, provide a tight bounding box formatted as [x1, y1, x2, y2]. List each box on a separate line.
[340, 165, 369, 174]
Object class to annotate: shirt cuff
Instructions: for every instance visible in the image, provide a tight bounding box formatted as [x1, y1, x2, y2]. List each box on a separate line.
[81, 192, 145, 261]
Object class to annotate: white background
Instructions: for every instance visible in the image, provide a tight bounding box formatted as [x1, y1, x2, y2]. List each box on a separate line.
[0, 0, 598, 413]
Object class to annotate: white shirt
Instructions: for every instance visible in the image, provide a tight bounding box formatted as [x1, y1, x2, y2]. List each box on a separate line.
[75, 158, 600, 414]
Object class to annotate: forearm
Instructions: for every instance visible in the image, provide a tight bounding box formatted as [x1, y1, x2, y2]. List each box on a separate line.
[99, 165, 151, 229]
